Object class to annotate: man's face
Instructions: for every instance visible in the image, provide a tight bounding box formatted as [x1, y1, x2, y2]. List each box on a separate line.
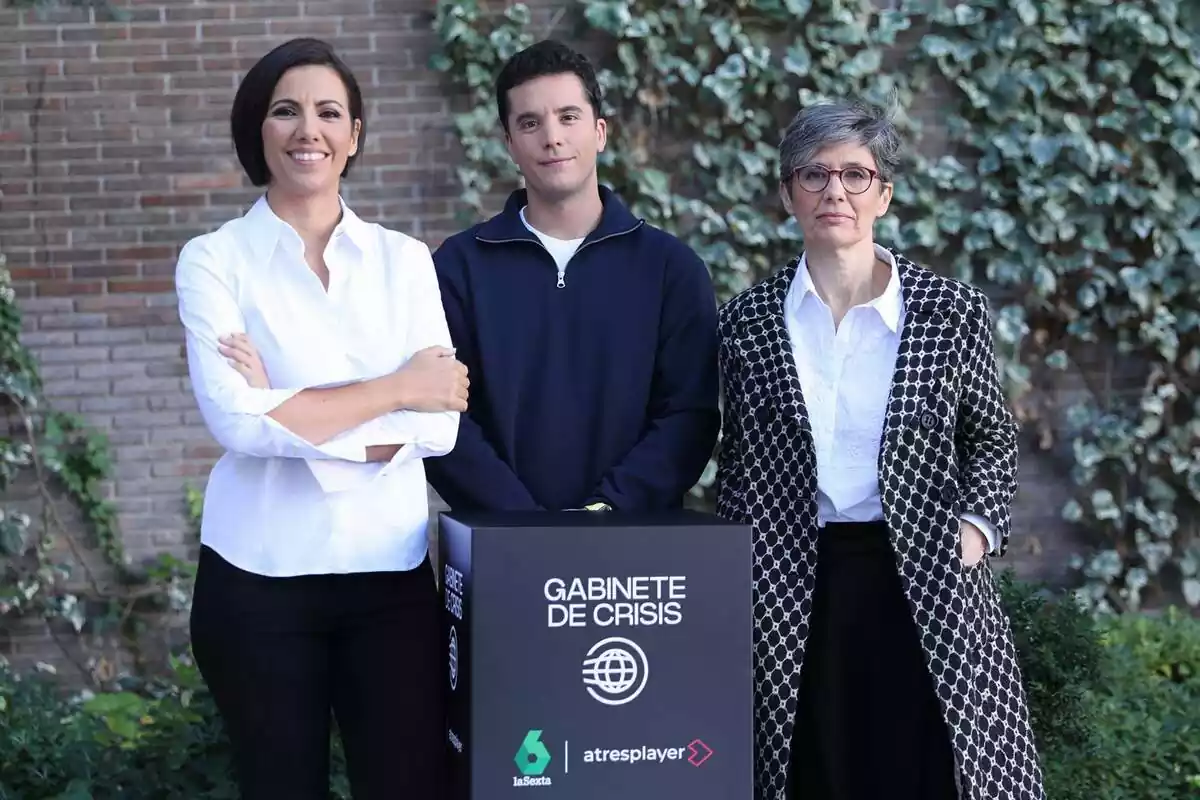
[503, 72, 606, 202]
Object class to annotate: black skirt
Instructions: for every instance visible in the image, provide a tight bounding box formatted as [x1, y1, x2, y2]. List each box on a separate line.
[786, 521, 960, 800]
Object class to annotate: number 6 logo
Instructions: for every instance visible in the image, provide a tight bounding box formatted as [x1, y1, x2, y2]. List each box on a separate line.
[514, 729, 552, 776]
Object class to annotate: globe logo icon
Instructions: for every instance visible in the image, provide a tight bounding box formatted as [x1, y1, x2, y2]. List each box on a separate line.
[581, 636, 649, 706]
[448, 626, 458, 691]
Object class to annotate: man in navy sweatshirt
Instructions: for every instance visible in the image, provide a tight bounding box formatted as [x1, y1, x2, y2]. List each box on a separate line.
[425, 39, 720, 513]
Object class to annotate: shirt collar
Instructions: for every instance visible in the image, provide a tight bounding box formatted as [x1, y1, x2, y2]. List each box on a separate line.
[242, 194, 373, 264]
[790, 243, 903, 332]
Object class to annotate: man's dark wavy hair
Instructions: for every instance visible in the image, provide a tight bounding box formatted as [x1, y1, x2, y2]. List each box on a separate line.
[494, 39, 604, 132]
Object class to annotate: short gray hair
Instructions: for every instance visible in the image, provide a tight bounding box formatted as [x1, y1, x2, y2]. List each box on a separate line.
[777, 99, 902, 185]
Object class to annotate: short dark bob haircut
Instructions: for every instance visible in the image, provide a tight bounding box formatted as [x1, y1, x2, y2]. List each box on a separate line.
[230, 37, 366, 188]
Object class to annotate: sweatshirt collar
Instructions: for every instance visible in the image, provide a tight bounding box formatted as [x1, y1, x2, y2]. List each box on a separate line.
[475, 184, 643, 245]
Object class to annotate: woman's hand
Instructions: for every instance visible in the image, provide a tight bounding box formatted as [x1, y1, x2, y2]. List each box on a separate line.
[394, 345, 469, 412]
[219, 333, 270, 389]
[960, 520, 987, 567]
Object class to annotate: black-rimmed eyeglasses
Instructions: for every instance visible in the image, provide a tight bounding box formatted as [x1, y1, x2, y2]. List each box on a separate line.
[788, 165, 884, 195]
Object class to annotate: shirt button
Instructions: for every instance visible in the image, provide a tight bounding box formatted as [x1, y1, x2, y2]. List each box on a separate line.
[920, 411, 937, 429]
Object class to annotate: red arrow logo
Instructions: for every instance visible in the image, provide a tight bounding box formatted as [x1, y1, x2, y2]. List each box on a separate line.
[687, 739, 713, 767]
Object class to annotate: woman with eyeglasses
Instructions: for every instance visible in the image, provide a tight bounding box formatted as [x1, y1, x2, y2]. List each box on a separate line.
[714, 99, 1045, 799]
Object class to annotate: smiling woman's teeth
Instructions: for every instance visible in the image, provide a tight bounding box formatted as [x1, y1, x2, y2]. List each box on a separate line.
[291, 152, 325, 162]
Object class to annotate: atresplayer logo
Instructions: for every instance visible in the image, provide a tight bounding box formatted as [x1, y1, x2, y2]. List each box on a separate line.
[513, 729, 552, 788]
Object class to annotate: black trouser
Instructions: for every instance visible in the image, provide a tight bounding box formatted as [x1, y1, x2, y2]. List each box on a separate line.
[190, 545, 445, 800]
[786, 521, 959, 800]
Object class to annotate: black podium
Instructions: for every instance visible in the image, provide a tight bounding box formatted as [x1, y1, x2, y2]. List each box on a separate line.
[439, 510, 753, 799]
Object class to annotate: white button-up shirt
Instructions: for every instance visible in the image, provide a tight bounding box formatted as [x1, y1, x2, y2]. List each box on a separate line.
[175, 195, 459, 578]
[784, 244, 996, 552]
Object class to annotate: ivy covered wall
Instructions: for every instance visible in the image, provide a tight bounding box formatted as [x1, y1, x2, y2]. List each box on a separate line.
[431, 0, 1200, 615]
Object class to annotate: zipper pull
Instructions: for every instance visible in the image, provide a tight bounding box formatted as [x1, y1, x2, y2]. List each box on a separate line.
[556, 270, 566, 289]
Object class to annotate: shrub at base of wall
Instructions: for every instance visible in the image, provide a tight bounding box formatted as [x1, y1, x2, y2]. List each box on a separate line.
[1, 575, 1197, 799]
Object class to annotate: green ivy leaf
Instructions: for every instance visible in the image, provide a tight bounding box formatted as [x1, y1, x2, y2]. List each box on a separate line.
[1184, 578, 1200, 607]
[783, 43, 811, 77]
[1015, 0, 1039, 26]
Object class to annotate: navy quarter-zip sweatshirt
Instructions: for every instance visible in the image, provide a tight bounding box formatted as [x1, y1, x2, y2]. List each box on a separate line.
[424, 186, 720, 512]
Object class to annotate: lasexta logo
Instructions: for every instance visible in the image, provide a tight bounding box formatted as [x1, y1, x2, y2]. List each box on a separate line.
[514, 729, 552, 776]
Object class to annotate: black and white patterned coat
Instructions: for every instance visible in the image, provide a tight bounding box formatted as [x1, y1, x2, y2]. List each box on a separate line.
[714, 251, 1046, 800]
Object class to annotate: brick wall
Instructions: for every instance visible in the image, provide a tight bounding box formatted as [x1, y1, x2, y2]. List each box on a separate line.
[0, 0, 1087, 667]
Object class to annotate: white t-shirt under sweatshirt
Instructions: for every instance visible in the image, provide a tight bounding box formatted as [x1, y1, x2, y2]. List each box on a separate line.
[520, 206, 584, 286]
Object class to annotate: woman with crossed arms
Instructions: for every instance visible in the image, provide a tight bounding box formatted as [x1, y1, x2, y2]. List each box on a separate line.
[176, 37, 464, 799]
[715, 99, 1045, 799]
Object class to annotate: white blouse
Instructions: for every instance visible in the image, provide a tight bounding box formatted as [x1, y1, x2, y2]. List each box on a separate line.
[783, 244, 997, 552]
[175, 196, 459, 578]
